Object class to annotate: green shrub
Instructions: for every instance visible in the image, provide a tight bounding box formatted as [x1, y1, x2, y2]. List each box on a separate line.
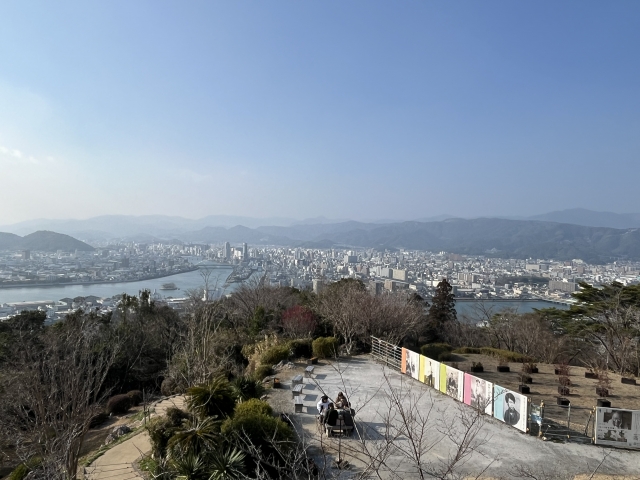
[289, 338, 313, 358]
[127, 390, 143, 406]
[253, 364, 273, 380]
[420, 343, 453, 360]
[146, 416, 175, 459]
[106, 394, 132, 415]
[186, 377, 236, 420]
[9, 457, 41, 480]
[231, 376, 265, 401]
[235, 398, 273, 417]
[312, 337, 339, 358]
[89, 411, 109, 429]
[260, 345, 290, 365]
[479, 347, 532, 363]
[452, 347, 481, 354]
[9, 464, 29, 480]
[221, 413, 293, 455]
[165, 407, 189, 427]
[451, 346, 534, 363]
[161, 377, 177, 396]
[438, 352, 453, 361]
[146, 408, 190, 459]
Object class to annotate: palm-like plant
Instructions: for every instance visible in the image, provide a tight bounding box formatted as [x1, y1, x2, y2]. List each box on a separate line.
[230, 376, 265, 402]
[187, 377, 236, 419]
[169, 451, 207, 480]
[168, 416, 221, 457]
[208, 448, 246, 480]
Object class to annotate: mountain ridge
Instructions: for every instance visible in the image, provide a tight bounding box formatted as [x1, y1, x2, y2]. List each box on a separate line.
[0, 231, 94, 252]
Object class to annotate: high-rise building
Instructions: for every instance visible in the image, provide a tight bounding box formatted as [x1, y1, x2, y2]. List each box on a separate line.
[224, 242, 231, 260]
[312, 279, 324, 295]
[369, 280, 383, 296]
[345, 254, 358, 264]
[392, 268, 407, 282]
[548, 280, 579, 293]
[22, 250, 30, 260]
[242, 242, 248, 259]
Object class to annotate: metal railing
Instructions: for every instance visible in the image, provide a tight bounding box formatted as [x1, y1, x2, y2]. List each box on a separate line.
[530, 402, 595, 443]
[371, 336, 602, 446]
[370, 336, 403, 371]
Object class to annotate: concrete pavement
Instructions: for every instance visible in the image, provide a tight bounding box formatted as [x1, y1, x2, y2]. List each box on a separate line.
[84, 396, 185, 480]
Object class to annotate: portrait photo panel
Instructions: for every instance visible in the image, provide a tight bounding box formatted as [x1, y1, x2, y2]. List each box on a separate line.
[408, 350, 420, 380]
[419, 355, 440, 388]
[493, 385, 528, 432]
[595, 407, 640, 448]
[440, 364, 464, 402]
[463, 373, 493, 415]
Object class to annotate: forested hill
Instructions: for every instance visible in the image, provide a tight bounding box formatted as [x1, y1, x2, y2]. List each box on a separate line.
[253, 218, 640, 263]
[0, 230, 94, 252]
[351, 219, 640, 263]
[187, 218, 640, 263]
[2, 219, 639, 261]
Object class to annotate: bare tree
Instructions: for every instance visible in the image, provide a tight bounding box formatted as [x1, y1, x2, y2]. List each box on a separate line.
[167, 300, 243, 389]
[316, 282, 423, 354]
[0, 314, 119, 480]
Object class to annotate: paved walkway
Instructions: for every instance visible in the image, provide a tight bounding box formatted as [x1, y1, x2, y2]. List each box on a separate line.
[288, 357, 640, 479]
[84, 396, 185, 480]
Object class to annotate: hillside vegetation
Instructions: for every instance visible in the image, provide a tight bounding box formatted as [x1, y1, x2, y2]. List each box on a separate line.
[0, 230, 94, 252]
[1, 278, 638, 479]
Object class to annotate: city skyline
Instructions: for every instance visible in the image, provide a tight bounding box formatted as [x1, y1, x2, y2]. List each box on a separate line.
[1, 1, 640, 224]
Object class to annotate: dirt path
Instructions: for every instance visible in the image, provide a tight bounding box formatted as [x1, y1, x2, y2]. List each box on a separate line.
[84, 396, 185, 480]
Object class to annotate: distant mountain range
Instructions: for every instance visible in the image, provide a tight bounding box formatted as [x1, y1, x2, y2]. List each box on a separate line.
[0, 231, 94, 252]
[2, 209, 639, 242]
[528, 208, 640, 230]
[2, 209, 640, 262]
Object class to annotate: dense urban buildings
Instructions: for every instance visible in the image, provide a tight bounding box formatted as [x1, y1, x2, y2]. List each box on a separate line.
[1, 240, 638, 323]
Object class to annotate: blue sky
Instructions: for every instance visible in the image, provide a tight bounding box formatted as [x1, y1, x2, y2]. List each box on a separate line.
[0, 1, 639, 224]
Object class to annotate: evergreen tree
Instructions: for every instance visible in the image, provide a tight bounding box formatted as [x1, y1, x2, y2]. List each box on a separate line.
[427, 278, 457, 341]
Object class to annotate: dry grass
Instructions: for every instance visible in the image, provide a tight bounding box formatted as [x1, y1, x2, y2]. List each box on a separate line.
[451, 354, 640, 411]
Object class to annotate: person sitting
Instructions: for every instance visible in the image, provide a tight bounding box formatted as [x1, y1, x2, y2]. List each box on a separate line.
[317, 395, 330, 415]
[323, 403, 338, 426]
[334, 392, 349, 409]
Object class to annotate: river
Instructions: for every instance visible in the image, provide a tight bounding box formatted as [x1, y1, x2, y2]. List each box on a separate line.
[0, 267, 235, 304]
[0, 271, 572, 316]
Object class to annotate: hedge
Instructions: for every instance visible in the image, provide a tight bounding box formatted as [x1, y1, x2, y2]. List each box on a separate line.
[106, 394, 132, 415]
[89, 411, 109, 429]
[235, 398, 273, 417]
[221, 413, 293, 454]
[261, 345, 291, 365]
[420, 343, 453, 360]
[253, 364, 274, 380]
[289, 338, 313, 358]
[452, 346, 534, 363]
[312, 337, 339, 358]
[127, 390, 143, 406]
[161, 378, 177, 396]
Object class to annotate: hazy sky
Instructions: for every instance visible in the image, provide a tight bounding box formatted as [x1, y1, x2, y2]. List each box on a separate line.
[1, 1, 639, 224]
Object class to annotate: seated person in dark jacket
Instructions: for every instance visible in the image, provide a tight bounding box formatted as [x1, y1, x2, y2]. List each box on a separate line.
[323, 404, 338, 426]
